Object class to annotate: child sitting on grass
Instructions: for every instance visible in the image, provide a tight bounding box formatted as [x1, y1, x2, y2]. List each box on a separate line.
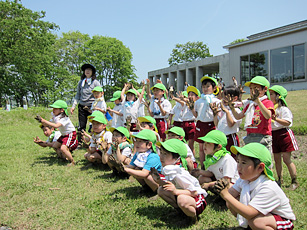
[39, 100, 78, 166]
[153, 139, 208, 225]
[122, 129, 162, 193]
[83, 111, 112, 163]
[34, 124, 61, 151]
[214, 143, 296, 229]
[191, 130, 238, 191]
[165, 126, 197, 172]
[106, 126, 133, 177]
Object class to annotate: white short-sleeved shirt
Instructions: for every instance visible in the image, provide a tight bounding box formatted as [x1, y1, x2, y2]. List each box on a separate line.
[207, 154, 239, 183]
[52, 115, 75, 135]
[137, 100, 146, 118]
[232, 177, 296, 220]
[162, 165, 207, 196]
[217, 106, 242, 135]
[181, 103, 195, 121]
[194, 96, 220, 122]
[185, 143, 196, 162]
[46, 131, 61, 143]
[90, 130, 112, 148]
[91, 97, 107, 112]
[271, 106, 293, 131]
[170, 102, 184, 122]
[122, 99, 141, 123]
[149, 96, 172, 119]
[107, 146, 133, 159]
[111, 104, 124, 128]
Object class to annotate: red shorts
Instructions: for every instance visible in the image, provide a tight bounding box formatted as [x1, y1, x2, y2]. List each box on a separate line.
[194, 121, 215, 143]
[173, 121, 183, 128]
[273, 214, 294, 230]
[182, 120, 196, 140]
[156, 118, 168, 141]
[272, 128, 299, 153]
[226, 133, 240, 158]
[57, 131, 78, 151]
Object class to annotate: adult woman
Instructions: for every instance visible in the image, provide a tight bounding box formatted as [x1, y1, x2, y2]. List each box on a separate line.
[71, 64, 101, 146]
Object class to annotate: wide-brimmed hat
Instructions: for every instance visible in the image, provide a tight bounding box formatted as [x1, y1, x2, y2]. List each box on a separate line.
[88, 111, 107, 125]
[109, 127, 130, 140]
[92, 86, 103, 92]
[49, 100, 68, 116]
[81, 64, 96, 74]
[125, 89, 138, 96]
[198, 130, 227, 148]
[187, 86, 201, 97]
[165, 126, 186, 143]
[200, 76, 218, 86]
[269, 85, 288, 107]
[131, 129, 157, 153]
[137, 116, 158, 133]
[110, 91, 122, 102]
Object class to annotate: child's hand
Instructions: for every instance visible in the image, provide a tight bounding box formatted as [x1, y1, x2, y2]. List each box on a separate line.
[209, 102, 220, 116]
[249, 88, 260, 101]
[177, 91, 184, 100]
[33, 136, 43, 144]
[163, 181, 176, 193]
[187, 97, 195, 110]
[113, 139, 120, 149]
[144, 100, 150, 108]
[141, 80, 145, 87]
[190, 168, 202, 178]
[146, 79, 150, 84]
[126, 82, 132, 90]
[156, 99, 162, 107]
[98, 140, 108, 151]
[156, 79, 162, 84]
[126, 115, 132, 126]
[212, 178, 229, 195]
[224, 94, 235, 109]
[34, 115, 42, 123]
[150, 168, 167, 186]
[135, 119, 142, 130]
[271, 113, 277, 121]
[220, 101, 229, 113]
[83, 106, 89, 111]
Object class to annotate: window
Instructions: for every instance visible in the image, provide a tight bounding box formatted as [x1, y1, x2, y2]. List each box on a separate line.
[240, 55, 249, 84]
[293, 44, 305, 80]
[270, 46, 292, 83]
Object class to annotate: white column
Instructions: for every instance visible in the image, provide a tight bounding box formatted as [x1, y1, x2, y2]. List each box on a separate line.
[162, 73, 168, 87]
[177, 70, 184, 92]
[186, 68, 194, 86]
[196, 66, 204, 90]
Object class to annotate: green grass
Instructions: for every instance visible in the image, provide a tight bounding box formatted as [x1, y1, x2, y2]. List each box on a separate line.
[0, 90, 307, 229]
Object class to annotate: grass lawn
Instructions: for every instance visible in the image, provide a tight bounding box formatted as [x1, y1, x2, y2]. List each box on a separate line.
[0, 90, 306, 229]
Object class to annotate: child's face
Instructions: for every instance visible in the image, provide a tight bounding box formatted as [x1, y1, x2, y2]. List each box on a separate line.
[167, 132, 181, 141]
[140, 122, 153, 131]
[93, 91, 103, 99]
[188, 92, 198, 101]
[159, 148, 176, 167]
[269, 90, 278, 104]
[126, 92, 136, 102]
[203, 142, 218, 156]
[249, 83, 267, 98]
[236, 154, 263, 182]
[84, 68, 92, 78]
[52, 108, 63, 116]
[92, 121, 106, 133]
[133, 138, 151, 153]
[153, 88, 164, 99]
[114, 99, 121, 105]
[42, 127, 54, 137]
[112, 130, 126, 144]
[202, 82, 214, 95]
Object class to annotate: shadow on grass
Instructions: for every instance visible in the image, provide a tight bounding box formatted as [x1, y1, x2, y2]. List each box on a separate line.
[78, 160, 111, 172]
[109, 185, 156, 200]
[205, 193, 228, 212]
[31, 154, 68, 167]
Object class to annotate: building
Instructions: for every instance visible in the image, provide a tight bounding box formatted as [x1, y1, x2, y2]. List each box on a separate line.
[148, 20, 307, 92]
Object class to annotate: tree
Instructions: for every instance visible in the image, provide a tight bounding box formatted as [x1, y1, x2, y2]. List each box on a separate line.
[168, 41, 212, 66]
[229, 38, 248, 45]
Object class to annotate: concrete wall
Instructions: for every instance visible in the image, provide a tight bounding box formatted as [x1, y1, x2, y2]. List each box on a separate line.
[228, 30, 307, 91]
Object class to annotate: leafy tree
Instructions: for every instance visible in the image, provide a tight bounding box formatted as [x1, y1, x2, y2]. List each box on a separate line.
[168, 41, 212, 66]
[229, 38, 248, 45]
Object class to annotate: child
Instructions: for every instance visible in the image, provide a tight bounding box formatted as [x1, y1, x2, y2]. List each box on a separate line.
[269, 85, 299, 190]
[228, 76, 275, 153]
[147, 82, 172, 141]
[154, 139, 208, 225]
[215, 143, 296, 229]
[168, 91, 186, 128]
[212, 86, 242, 153]
[122, 129, 162, 193]
[190, 76, 220, 169]
[106, 126, 133, 177]
[191, 130, 239, 191]
[39, 100, 78, 166]
[137, 88, 147, 118]
[165, 126, 197, 172]
[108, 91, 124, 128]
[83, 111, 112, 163]
[34, 124, 61, 151]
[121, 83, 145, 131]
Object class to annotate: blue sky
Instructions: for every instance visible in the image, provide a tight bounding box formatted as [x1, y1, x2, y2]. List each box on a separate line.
[22, 0, 307, 81]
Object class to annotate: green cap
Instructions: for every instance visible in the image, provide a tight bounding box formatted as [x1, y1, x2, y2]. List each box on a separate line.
[187, 86, 201, 97]
[92, 86, 103, 92]
[182, 91, 188, 98]
[137, 89, 147, 99]
[137, 116, 158, 133]
[245, 76, 270, 99]
[150, 83, 167, 99]
[131, 129, 157, 153]
[109, 126, 130, 139]
[49, 100, 68, 116]
[269, 85, 288, 107]
[125, 89, 138, 96]
[88, 111, 107, 124]
[110, 91, 122, 102]
[200, 76, 218, 86]
[231, 143, 274, 181]
[165, 126, 186, 143]
[156, 139, 188, 170]
[198, 130, 227, 148]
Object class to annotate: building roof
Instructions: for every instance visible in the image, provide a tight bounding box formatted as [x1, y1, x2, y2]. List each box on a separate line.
[224, 20, 307, 49]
